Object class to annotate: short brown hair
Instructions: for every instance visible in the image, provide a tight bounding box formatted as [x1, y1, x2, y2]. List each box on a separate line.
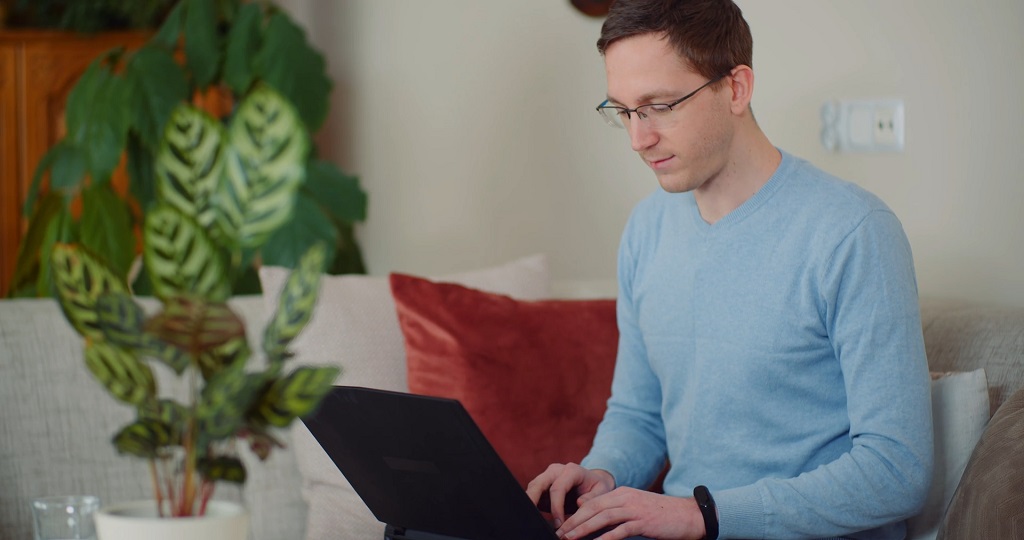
[597, 0, 753, 82]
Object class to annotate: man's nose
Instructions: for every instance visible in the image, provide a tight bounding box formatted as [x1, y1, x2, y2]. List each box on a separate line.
[628, 119, 658, 152]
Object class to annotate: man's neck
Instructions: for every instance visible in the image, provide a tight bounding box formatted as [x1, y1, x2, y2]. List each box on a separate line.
[694, 129, 781, 225]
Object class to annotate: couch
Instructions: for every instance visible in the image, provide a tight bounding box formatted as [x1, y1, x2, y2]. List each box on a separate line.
[1, 255, 1023, 540]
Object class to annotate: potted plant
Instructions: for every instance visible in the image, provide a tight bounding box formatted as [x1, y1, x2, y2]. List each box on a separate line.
[9, 0, 367, 299]
[35, 0, 356, 537]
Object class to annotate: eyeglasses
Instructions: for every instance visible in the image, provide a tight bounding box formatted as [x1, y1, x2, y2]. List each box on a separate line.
[596, 75, 726, 129]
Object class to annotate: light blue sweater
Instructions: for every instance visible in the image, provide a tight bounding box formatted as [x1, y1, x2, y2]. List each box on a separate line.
[580, 151, 933, 539]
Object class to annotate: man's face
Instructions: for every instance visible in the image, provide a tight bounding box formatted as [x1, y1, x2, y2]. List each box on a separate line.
[603, 33, 733, 194]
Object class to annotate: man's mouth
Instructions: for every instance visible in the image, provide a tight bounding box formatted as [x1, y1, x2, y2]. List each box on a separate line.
[647, 155, 675, 170]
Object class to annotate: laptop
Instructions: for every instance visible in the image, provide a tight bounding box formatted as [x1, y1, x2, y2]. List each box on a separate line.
[302, 386, 565, 540]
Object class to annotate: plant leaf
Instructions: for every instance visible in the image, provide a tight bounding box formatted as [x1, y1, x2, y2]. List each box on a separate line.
[112, 419, 174, 458]
[328, 221, 367, 275]
[263, 243, 325, 362]
[198, 456, 247, 484]
[253, 366, 340, 427]
[304, 159, 367, 223]
[184, 0, 221, 89]
[145, 296, 245, 355]
[155, 104, 228, 235]
[80, 183, 135, 279]
[141, 334, 190, 374]
[51, 244, 128, 339]
[84, 341, 156, 406]
[126, 132, 157, 213]
[260, 193, 338, 270]
[254, 12, 332, 131]
[65, 57, 131, 184]
[217, 85, 309, 249]
[223, 2, 262, 95]
[36, 206, 75, 298]
[198, 365, 263, 439]
[195, 335, 251, 380]
[143, 204, 231, 302]
[95, 293, 147, 349]
[23, 143, 61, 215]
[49, 140, 88, 192]
[9, 192, 64, 295]
[152, 0, 185, 50]
[126, 46, 190, 151]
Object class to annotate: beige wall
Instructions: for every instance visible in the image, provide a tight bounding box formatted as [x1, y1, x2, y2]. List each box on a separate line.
[283, 0, 1024, 306]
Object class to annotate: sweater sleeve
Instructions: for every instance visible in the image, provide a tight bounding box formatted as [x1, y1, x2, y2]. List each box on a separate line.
[580, 218, 669, 490]
[715, 210, 935, 539]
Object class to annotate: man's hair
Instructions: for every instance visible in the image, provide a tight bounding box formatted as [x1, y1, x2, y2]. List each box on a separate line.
[597, 0, 753, 82]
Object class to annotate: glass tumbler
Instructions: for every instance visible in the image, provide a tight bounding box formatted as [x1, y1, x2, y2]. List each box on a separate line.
[31, 495, 101, 540]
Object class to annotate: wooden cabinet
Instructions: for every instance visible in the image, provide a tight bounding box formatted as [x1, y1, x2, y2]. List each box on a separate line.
[0, 30, 148, 297]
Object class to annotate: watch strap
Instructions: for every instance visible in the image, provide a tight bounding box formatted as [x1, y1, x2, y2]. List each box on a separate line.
[693, 485, 718, 540]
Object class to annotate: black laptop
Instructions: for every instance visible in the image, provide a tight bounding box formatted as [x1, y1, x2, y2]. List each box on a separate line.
[302, 386, 564, 540]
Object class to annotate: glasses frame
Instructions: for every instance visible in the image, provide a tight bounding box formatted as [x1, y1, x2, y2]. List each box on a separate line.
[596, 74, 728, 129]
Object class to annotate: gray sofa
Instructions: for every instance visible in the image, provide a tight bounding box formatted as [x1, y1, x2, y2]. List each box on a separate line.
[1, 294, 1022, 540]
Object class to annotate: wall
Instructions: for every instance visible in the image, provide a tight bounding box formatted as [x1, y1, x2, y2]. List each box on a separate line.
[282, 0, 1024, 306]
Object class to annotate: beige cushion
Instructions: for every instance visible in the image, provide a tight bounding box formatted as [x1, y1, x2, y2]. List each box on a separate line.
[920, 298, 1024, 414]
[938, 383, 1024, 539]
[906, 369, 990, 540]
[258, 254, 550, 540]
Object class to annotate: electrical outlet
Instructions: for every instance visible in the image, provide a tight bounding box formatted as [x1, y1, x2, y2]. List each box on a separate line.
[820, 98, 905, 153]
[872, 103, 904, 149]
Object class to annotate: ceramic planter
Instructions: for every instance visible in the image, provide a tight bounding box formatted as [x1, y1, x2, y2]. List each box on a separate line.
[94, 500, 249, 540]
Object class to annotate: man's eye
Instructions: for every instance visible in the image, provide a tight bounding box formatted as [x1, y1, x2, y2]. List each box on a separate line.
[642, 104, 673, 115]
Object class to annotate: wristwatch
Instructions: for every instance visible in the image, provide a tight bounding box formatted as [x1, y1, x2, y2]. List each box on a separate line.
[693, 485, 718, 540]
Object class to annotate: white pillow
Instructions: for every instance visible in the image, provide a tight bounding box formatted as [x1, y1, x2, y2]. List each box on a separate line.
[906, 369, 990, 540]
[258, 254, 549, 540]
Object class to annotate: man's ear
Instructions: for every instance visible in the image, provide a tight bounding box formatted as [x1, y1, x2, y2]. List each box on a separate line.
[726, 65, 754, 116]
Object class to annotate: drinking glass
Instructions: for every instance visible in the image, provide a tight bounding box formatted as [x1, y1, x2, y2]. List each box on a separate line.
[31, 495, 101, 540]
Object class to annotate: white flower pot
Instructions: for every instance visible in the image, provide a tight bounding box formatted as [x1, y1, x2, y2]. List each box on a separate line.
[95, 500, 249, 540]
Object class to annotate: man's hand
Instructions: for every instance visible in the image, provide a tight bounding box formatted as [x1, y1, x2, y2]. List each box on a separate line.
[526, 463, 616, 528]
[555, 487, 706, 540]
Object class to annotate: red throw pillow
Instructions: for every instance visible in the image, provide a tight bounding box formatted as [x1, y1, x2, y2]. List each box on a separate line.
[389, 273, 618, 488]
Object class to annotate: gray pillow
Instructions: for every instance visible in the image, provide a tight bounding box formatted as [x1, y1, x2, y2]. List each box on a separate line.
[937, 383, 1024, 539]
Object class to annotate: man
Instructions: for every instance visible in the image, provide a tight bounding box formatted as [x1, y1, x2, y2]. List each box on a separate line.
[525, 1, 933, 539]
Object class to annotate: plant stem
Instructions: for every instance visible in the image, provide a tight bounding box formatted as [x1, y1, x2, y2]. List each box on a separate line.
[148, 459, 165, 518]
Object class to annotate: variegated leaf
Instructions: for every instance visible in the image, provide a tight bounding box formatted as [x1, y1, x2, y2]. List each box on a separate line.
[84, 341, 156, 406]
[216, 85, 309, 249]
[143, 204, 231, 302]
[254, 366, 339, 427]
[198, 366, 264, 440]
[138, 399, 187, 445]
[96, 293, 146, 349]
[155, 104, 227, 234]
[263, 243, 325, 361]
[196, 336, 251, 380]
[145, 296, 245, 357]
[112, 419, 174, 458]
[141, 334, 190, 374]
[51, 244, 128, 340]
[198, 456, 247, 484]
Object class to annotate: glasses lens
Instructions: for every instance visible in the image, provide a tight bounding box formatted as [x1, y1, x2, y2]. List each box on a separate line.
[597, 107, 625, 129]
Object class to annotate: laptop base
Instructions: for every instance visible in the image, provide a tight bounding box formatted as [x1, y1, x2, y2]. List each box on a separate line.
[384, 524, 472, 540]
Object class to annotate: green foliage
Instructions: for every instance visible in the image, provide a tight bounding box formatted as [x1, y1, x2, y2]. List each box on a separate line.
[32, 0, 358, 518]
[12, 0, 367, 299]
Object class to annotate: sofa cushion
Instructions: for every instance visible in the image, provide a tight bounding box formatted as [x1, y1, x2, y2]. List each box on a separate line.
[937, 383, 1024, 539]
[920, 298, 1024, 414]
[258, 254, 550, 540]
[906, 369, 990, 540]
[390, 273, 618, 488]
